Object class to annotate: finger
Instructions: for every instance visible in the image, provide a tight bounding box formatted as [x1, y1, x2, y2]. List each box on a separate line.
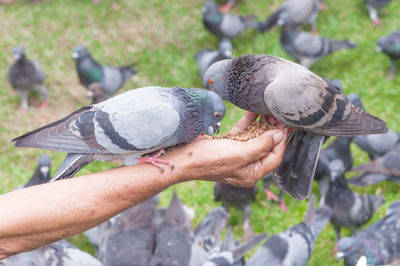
[257, 128, 288, 174]
[229, 111, 258, 135]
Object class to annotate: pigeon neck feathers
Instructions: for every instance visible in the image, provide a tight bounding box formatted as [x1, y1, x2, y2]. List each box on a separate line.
[77, 54, 103, 85]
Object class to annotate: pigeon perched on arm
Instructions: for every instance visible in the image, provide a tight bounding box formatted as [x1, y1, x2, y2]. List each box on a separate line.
[196, 39, 233, 79]
[325, 160, 385, 240]
[259, 0, 320, 33]
[204, 54, 388, 200]
[12, 86, 226, 180]
[364, 0, 392, 25]
[376, 30, 400, 78]
[214, 182, 258, 239]
[202, 0, 261, 40]
[72, 46, 137, 97]
[337, 200, 400, 266]
[246, 195, 333, 266]
[280, 26, 357, 68]
[7, 46, 48, 111]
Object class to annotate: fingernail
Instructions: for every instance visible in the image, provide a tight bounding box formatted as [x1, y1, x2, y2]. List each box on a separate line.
[273, 132, 283, 144]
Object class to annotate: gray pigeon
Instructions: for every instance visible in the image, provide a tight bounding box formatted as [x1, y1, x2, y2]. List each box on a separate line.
[214, 182, 258, 238]
[259, 0, 320, 33]
[325, 160, 385, 240]
[203, 54, 388, 200]
[376, 29, 400, 78]
[246, 195, 333, 266]
[280, 25, 357, 68]
[12, 86, 226, 180]
[364, 0, 392, 25]
[23, 154, 51, 188]
[0, 239, 103, 266]
[7, 46, 48, 111]
[202, 0, 261, 40]
[73, 45, 137, 96]
[98, 197, 158, 266]
[337, 200, 400, 265]
[196, 39, 233, 79]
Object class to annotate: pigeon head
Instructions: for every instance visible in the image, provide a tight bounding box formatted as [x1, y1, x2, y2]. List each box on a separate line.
[329, 159, 345, 182]
[12, 46, 25, 60]
[203, 59, 231, 100]
[72, 45, 90, 59]
[203, 0, 219, 14]
[337, 237, 357, 262]
[202, 90, 226, 135]
[38, 154, 51, 180]
[347, 93, 364, 110]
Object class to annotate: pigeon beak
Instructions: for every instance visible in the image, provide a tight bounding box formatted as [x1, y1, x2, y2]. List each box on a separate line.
[40, 166, 50, 178]
[72, 52, 79, 59]
[376, 46, 382, 53]
[277, 18, 285, 26]
[86, 90, 94, 99]
[336, 252, 344, 262]
[205, 126, 215, 136]
[13, 54, 21, 60]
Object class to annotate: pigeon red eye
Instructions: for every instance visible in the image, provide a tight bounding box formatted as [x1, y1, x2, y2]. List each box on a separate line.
[215, 112, 222, 117]
[208, 78, 214, 85]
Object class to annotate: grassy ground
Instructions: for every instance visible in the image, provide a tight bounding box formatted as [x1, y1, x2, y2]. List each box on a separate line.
[0, 0, 399, 264]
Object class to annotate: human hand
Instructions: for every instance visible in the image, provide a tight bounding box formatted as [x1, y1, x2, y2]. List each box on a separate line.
[166, 111, 288, 187]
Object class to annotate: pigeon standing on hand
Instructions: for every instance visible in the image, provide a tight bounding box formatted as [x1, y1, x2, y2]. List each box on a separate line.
[280, 25, 357, 68]
[259, 0, 320, 33]
[337, 200, 400, 265]
[12, 86, 225, 180]
[196, 39, 233, 79]
[364, 0, 392, 25]
[325, 160, 385, 240]
[8, 46, 48, 111]
[204, 54, 388, 200]
[376, 30, 400, 78]
[202, 0, 261, 40]
[247, 195, 332, 266]
[73, 45, 137, 97]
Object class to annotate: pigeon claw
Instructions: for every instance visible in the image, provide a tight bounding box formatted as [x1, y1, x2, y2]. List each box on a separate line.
[265, 189, 279, 202]
[137, 149, 174, 173]
[372, 19, 381, 26]
[218, 2, 233, 13]
[39, 100, 48, 109]
[279, 201, 288, 212]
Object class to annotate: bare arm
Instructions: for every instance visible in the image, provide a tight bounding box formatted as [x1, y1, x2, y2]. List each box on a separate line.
[0, 112, 287, 259]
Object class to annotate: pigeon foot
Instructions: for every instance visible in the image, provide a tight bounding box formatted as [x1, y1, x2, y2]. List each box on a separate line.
[39, 100, 48, 109]
[319, 3, 328, 10]
[218, 2, 233, 13]
[137, 149, 174, 173]
[265, 189, 279, 202]
[372, 19, 381, 26]
[279, 201, 288, 212]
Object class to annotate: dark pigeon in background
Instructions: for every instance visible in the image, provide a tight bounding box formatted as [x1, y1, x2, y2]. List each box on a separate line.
[246, 195, 333, 266]
[364, 0, 392, 25]
[72, 45, 137, 97]
[337, 200, 400, 265]
[0, 239, 103, 266]
[23, 154, 51, 188]
[280, 25, 357, 68]
[196, 39, 233, 79]
[325, 160, 385, 240]
[204, 54, 388, 200]
[376, 30, 400, 78]
[87, 82, 108, 104]
[7, 45, 48, 111]
[214, 182, 257, 238]
[259, 0, 320, 33]
[202, 0, 261, 40]
[262, 173, 287, 211]
[12, 86, 226, 180]
[98, 197, 158, 266]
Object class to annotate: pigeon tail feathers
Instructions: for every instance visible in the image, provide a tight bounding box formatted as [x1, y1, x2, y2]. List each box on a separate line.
[51, 153, 94, 181]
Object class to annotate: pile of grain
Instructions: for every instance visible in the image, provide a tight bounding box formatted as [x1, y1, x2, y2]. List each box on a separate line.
[214, 120, 277, 142]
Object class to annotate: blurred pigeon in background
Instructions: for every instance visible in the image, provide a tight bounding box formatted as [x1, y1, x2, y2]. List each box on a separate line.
[1, 239, 103, 266]
[214, 182, 257, 239]
[204, 54, 388, 200]
[246, 195, 332, 266]
[325, 160, 385, 240]
[364, 0, 392, 25]
[8, 45, 48, 111]
[196, 39, 233, 79]
[98, 197, 158, 266]
[262, 173, 287, 211]
[202, 0, 261, 40]
[12, 86, 226, 180]
[337, 200, 400, 265]
[259, 0, 320, 33]
[376, 30, 400, 78]
[72, 45, 137, 97]
[23, 154, 51, 188]
[86, 82, 108, 104]
[280, 25, 357, 68]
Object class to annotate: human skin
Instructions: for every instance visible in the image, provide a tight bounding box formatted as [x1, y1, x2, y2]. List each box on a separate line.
[0, 111, 287, 259]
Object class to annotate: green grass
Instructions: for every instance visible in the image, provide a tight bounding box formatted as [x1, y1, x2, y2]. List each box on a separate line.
[0, 0, 399, 264]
